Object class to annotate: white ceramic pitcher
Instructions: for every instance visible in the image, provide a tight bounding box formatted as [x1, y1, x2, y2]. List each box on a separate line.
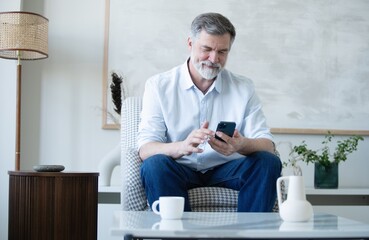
[276, 175, 313, 222]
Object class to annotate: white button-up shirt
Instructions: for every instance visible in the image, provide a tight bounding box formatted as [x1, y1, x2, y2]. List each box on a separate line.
[137, 60, 273, 171]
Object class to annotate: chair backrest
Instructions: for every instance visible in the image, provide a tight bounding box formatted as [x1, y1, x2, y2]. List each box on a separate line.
[120, 97, 142, 152]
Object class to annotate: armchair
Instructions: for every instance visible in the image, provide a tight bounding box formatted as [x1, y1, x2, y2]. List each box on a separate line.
[120, 97, 281, 212]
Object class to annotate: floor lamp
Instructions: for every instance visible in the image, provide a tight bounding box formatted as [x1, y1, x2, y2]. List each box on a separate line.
[0, 11, 48, 171]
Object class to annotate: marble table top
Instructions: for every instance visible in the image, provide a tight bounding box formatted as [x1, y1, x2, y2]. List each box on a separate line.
[111, 211, 369, 239]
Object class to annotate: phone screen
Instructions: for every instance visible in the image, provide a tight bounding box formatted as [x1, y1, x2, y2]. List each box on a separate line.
[215, 121, 236, 142]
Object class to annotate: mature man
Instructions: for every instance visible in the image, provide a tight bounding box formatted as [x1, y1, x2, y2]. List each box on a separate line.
[137, 12, 281, 212]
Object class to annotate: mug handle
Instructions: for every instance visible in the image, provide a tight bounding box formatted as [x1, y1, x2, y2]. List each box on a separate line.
[152, 200, 160, 215]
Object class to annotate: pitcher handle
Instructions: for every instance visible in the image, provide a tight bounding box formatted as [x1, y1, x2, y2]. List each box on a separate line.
[276, 176, 289, 207]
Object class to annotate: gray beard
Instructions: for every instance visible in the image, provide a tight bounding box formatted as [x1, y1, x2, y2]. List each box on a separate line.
[193, 59, 222, 80]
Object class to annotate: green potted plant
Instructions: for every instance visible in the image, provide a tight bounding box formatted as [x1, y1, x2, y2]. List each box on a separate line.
[284, 132, 364, 189]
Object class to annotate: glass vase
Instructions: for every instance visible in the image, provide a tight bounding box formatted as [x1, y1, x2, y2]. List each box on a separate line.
[314, 162, 339, 189]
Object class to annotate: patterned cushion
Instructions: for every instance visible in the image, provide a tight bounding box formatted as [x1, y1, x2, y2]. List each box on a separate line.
[189, 187, 238, 211]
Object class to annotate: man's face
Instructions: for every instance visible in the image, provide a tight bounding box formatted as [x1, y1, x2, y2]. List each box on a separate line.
[188, 30, 231, 80]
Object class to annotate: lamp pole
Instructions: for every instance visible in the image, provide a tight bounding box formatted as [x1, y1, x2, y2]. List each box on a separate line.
[15, 51, 22, 170]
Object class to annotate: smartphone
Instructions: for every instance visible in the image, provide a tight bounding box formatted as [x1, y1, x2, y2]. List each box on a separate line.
[215, 121, 236, 142]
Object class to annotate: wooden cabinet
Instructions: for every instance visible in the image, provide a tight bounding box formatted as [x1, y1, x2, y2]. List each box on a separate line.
[8, 171, 99, 240]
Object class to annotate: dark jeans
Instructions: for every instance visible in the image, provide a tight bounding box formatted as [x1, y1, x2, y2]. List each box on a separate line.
[140, 151, 282, 212]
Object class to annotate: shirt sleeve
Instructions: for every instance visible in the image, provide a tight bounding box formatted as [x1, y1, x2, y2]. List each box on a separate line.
[137, 77, 168, 151]
[243, 86, 274, 141]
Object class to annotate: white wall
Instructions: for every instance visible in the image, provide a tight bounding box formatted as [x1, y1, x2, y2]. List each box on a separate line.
[0, 3, 22, 240]
[20, 0, 119, 172]
[0, 2, 21, 239]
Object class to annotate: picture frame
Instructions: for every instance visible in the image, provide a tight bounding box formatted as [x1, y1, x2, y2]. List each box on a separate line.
[101, 0, 369, 136]
[102, 0, 120, 129]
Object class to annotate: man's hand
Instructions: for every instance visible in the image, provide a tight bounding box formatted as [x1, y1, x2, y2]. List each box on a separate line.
[208, 129, 275, 156]
[174, 121, 214, 158]
[208, 129, 241, 156]
[139, 121, 215, 161]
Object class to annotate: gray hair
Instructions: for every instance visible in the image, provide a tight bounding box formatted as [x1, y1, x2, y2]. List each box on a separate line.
[190, 12, 236, 46]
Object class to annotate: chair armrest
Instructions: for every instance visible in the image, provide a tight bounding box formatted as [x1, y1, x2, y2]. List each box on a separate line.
[121, 147, 148, 211]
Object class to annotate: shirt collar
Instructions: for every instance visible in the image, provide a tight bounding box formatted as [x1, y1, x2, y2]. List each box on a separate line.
[180, 59, 195, 90]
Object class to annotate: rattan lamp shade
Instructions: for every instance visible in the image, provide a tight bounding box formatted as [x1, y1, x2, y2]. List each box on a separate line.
[0, 11, 48, 60]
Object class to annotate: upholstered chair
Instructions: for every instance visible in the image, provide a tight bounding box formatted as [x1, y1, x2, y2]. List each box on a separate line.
[121, 97, 283, 212]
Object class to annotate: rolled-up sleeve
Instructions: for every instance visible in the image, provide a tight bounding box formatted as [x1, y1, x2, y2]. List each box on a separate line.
[137, 77, 167, 151]
[243, 87, 273, 141]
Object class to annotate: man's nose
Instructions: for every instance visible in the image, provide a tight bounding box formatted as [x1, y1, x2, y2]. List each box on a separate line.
[208, 51, 219, 63]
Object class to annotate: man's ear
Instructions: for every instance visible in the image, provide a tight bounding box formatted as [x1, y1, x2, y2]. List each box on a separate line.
[187, 37, 193, 50]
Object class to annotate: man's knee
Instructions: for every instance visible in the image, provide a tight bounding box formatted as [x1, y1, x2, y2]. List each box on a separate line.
[250, 151, 282, 175]
[141, 154, 172, 176]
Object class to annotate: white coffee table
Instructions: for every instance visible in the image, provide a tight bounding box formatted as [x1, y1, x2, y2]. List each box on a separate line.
[111, 211, 369, 239]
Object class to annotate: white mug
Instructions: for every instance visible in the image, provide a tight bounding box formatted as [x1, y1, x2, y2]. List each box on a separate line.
[152, 196, 184, 219]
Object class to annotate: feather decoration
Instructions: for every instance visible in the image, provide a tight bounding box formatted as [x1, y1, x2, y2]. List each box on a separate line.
[110, 72, 125, 115]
